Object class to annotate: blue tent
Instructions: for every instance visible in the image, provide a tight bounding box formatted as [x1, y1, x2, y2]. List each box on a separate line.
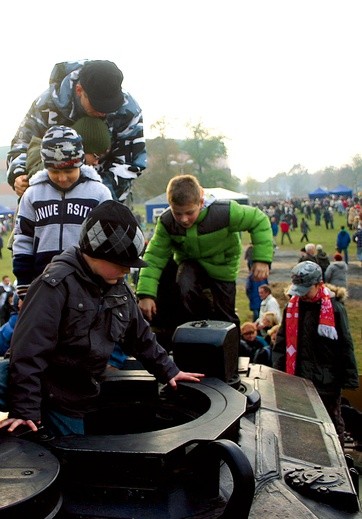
[145, 193, 169, 224]
[308, 187, 329, 200]
[329, 184, 353, 197]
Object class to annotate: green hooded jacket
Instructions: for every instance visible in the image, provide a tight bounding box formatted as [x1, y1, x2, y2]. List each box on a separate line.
[136, 199, 273, 299]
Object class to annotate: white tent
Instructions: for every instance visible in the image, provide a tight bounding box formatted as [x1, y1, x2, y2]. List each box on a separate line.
[145, 187, 249, 223]
[204, 187, 249, 205]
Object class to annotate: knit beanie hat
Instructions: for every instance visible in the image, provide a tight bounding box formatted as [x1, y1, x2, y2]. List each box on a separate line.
[41, 126, 85, 169]
[79, 200, 147, 268]
[78, 60, 124, 113]
[72, 117, 111, 155]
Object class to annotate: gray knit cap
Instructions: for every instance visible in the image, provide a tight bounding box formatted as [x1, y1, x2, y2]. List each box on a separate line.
[79, 200, 147, 268]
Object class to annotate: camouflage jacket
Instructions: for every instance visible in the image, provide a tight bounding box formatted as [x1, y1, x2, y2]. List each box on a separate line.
[7, 60, 146, 198]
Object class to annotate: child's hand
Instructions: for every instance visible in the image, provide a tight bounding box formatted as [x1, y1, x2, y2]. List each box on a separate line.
[138, 298, 157, 321]
[0, 416, 39, 433]
[168, 371, 205, 389]
[252, 262, 269, 280]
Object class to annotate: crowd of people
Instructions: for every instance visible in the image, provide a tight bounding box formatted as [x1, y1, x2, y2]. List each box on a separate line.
[0, 58, 359, 452]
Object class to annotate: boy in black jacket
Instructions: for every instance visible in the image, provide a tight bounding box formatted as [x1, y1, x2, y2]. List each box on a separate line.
[0, 201, 203, 437]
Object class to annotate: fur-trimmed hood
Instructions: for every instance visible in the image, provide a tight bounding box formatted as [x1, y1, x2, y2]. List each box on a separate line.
[284, 283, 348, 303]
[325, 284, 348, 302]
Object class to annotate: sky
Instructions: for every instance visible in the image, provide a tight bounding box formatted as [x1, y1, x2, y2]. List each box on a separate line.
[1, 0, 362, 183]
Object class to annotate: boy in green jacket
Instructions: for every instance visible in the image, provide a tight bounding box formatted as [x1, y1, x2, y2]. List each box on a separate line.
[137, 175, 273, 348]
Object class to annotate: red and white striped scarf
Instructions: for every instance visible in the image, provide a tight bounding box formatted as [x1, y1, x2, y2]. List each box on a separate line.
[285, 285, 338, 375]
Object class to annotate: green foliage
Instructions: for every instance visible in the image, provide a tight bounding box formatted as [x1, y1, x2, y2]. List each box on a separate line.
[133, 122, 240, 202]
[182, 123, 227, 179]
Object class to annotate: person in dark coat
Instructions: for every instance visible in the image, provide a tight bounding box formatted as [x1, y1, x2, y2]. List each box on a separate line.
[298, 243, 318, 264]
[336, 225, 351, 264]
[272, 261, 358, 447]
[299, 217, 310, 243]
[0, 201, 203, 437]
[7, 60, 146, 203]
[315, 244, 330, 281]
[353, 226, 362, 266]
[239, 321, 271, 366]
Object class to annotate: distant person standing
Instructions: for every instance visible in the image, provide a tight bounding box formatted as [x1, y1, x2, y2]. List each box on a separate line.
[270, 216, 279, 249]
[313, 204, 321, 226]
[323, 207, 332, 229]
[280, 218, 293, 245]
[300, 217, 310, 243]
[315, 244, 330, 281]
[336, 225, 351, 264]
[324, 253, 348, 288]
[245, 271, 268, 321]
[352, 225, 362, 267]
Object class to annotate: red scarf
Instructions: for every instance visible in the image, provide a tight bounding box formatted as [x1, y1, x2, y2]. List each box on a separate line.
[285, 285, 338, 375]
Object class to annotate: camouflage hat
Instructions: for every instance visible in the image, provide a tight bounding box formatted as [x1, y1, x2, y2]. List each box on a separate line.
[41, 126, 85, 169]
[289, 261, 323, 296]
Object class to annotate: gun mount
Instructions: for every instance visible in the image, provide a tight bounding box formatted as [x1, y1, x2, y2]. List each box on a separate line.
[0, 320, 360, 518]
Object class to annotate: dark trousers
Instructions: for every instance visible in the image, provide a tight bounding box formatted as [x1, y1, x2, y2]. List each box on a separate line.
[151, 259, 240, 350]
[337, 247, 349, 264]
[281, 232, 293, 244]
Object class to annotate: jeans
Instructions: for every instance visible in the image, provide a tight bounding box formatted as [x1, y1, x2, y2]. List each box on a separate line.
[338, 248, 349, 264]
[108, 342, 128, 369]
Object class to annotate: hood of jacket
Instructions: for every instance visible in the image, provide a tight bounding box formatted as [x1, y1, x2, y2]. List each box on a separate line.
[29, 165, 103, 186]
[325, 283, 348, 302]
[317, 251, 329, 259]
[45, 246, 99, 287]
